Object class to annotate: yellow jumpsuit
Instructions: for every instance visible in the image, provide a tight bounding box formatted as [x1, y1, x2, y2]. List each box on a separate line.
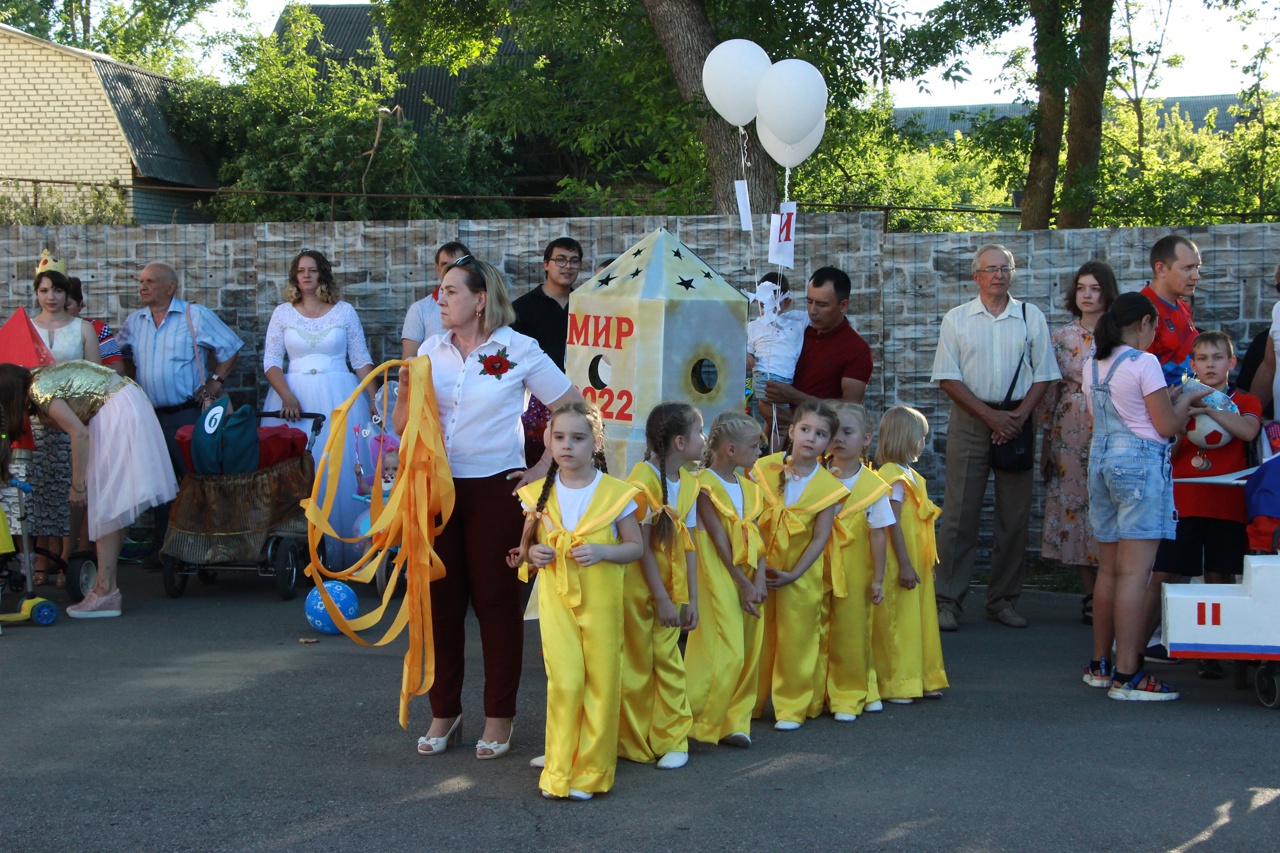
[685, 469, 766, 744]
[618, 462, 697, 762]
[822, 466, 893, 716]
[873, 463, 949, 698]
[517, 474, 640, 798]
[750, 453, 848, 724]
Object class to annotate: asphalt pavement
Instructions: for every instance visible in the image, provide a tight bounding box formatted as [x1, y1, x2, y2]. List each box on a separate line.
[4, 566, 1279, 852]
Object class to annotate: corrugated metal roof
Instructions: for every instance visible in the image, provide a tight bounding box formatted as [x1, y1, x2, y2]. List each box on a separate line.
[276, 4, 522, 129]
[93, 60, 217, 188]
[894, 94, 1242, 137]
[276, 4, 458, 128]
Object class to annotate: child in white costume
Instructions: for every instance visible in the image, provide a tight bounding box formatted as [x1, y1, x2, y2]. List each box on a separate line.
[748, 275, 807, 449]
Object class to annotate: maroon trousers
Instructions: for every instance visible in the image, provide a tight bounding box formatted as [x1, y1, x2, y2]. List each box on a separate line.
[428, 471, 527, 719]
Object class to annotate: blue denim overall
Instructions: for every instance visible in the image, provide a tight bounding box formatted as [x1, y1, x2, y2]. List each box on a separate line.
[1087, 349, 1177, 542]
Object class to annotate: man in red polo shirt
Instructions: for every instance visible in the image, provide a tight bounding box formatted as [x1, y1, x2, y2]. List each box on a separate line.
[1141, 234, 1201, 382]
[764, 266, 872, 406]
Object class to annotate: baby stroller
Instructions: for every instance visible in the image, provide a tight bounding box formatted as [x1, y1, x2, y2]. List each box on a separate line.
[160, 409, 325, 600]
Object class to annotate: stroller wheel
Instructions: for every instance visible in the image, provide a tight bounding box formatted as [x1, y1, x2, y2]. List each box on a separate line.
[1257, 662, 1280, 709]
[161, 554, 189, 599]
[65, 553, 97, 604]
[275, 541, 301, 601]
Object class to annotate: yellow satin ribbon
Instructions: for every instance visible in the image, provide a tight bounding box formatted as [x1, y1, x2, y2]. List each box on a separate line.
[828, 519, 858, 598]
[698, 474, 764, 574]
[880, 463, 942, 569]
[303, 358, 454, 729]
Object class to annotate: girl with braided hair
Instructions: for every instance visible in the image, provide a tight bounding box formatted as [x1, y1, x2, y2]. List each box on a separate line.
[686, 410, 768, 747]
[750, 399, 846, 730]
[513, 401, 642, 801]
[620, 401, 704, 770]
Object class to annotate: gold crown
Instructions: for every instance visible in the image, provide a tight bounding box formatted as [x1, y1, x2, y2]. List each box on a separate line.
[36, 249, 66, 276]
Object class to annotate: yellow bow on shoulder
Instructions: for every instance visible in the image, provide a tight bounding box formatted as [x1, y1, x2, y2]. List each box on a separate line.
[650, 505, 694, 605]
[303, 357, 454, 729]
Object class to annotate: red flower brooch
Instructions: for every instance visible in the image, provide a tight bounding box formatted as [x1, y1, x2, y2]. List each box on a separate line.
[478, 346, 517, 379]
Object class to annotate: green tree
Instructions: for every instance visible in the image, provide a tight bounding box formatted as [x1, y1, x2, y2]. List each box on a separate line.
[371, 0, 904, 216]
[166, 5, 512, 222]
[792, 95, 1010, 232]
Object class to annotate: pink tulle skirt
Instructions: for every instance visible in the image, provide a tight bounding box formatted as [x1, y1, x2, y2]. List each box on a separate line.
[86, 383, 178, 540]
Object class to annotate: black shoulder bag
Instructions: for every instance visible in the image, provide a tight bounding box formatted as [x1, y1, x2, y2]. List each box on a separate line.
[990, 303, 1036, 472]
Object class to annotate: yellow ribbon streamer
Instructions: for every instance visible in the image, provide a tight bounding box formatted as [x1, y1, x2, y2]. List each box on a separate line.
[303, 358, 454, 729]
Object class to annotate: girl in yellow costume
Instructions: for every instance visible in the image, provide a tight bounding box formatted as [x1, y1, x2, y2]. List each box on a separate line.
[821, 403, 893, 721]
[621, 401, 703, 770]
[686, 411, 767, 747]
[873, 405, 948, 703]
[751, 400, 847, 731]
[514, 402, 642, 801]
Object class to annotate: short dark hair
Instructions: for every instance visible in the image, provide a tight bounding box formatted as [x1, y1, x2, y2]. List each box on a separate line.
[1150, 234, 1197, 272]
[1192, 330, 1235, 359]
[435, 241, 470, 265]
[1066, 260, 1119, 317]
[543, 237, 583, 262]
[759, 271, 790, 294]
[809, 266, 851, 302]
[65, 275, 85, 306]
[33, 269, 71, 295]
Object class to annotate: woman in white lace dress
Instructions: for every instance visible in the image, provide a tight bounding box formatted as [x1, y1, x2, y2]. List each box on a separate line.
[263, 250, 376, 569]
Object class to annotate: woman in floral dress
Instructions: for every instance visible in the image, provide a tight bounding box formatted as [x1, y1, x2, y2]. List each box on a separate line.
[1038, 261, 1118, 624]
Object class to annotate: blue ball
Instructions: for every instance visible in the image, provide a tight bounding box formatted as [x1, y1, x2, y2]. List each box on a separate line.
[305, 580, 360, 634]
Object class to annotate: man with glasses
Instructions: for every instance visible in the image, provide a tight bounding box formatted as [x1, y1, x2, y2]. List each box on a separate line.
[513, 237, 584, 463]
[930, 244, 1059, 631]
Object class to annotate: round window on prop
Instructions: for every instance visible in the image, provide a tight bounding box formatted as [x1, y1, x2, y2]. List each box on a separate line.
[690, 358, 718, 394]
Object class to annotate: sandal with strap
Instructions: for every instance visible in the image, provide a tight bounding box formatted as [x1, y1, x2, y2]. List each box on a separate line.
[1083, 657, 1112, 688]
[1107, 670, 1180, 702]
[1081, 594, 1093, 625]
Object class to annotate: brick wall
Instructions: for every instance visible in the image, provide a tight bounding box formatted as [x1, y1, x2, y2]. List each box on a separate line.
[3, 215, 1277, 559]
[0, 29, 135, 207]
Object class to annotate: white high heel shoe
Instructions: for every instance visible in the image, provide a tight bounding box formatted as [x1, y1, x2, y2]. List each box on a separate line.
[476, 723, 514, 760]
[417, 716, 463, 756]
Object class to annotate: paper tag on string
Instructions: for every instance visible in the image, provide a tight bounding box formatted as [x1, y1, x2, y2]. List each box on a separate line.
[767, 202, 797, 268]
[734, 180, 752, 232]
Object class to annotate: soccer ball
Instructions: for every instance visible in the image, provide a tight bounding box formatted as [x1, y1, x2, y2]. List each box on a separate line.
[1186, 413, 1229, 450]
[305, 580, 360, 634]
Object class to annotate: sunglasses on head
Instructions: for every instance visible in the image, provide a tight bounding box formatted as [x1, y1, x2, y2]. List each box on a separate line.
[450, 255, 486, 289]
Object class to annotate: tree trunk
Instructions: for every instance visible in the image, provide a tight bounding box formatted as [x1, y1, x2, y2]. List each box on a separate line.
[1057, 0, 1115, 229]
[1021, 0, 1068, 231]
[642, 0, 779, 216]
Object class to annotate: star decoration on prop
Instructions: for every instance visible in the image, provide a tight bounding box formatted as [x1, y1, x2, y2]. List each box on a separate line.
[567, 227, 743, 304]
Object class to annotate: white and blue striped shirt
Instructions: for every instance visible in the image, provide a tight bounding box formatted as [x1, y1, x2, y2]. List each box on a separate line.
[930, 295, 1059, 402]
[116, 298, 244, 408]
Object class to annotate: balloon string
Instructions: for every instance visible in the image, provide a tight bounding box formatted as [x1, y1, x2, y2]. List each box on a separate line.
[783, 166, 791, 203]
[739, 126, 749, 180]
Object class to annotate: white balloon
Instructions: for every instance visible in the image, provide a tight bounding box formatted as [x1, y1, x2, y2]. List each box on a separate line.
[757, 116, 825, 169]
[701, 39, 772, 128]
[755, 59, 828, 145]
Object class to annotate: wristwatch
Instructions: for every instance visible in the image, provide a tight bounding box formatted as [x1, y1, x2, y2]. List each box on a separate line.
[210, 373, 223, 383]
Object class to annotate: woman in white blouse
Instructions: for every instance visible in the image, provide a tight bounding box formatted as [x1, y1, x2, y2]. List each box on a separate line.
[395, 255, 581, 761]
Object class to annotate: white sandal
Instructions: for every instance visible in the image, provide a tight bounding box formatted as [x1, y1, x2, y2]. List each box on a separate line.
[476, 723, 514, 760]
[416, 716, 463, 756]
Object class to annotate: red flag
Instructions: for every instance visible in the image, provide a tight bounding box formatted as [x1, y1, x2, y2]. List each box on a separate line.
[0, 308, 56, 368]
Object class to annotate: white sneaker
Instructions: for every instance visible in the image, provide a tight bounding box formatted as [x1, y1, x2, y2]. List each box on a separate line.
[720, 732, 751, 748]
[773, 719, 802, 731]
[655, 751, 688, 769]
[833, 712, 857, 722]
[529, 754, 546, 769]
[886, 698, 913, 705]
[864, 700, 883, 713]
[568, 789, 593, 801]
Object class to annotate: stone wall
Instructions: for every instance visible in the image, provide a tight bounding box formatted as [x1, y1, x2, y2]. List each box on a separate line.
[4, 214, 1278, 558]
